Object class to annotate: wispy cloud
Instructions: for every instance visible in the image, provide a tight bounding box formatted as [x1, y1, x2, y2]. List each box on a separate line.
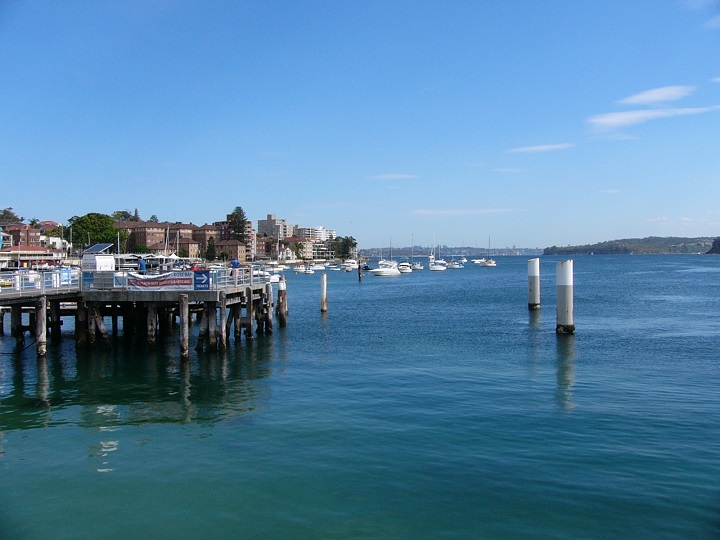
[682, 0, 718, 11]
[506, 143, 574, 154]
[713, 77, 720, 83]
[414, 208, 518, 216]
[618, 85, 695, 105]
[600, 188, 620, 195]
[705, 14, 720, 28]
[494, 168, 523, 174]
[588, 107, 714, 130]
[370, 173, 419, 181]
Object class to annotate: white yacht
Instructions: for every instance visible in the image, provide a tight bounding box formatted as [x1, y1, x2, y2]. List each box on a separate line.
[368, 260, 401, 277]
[397, 261, 413, 273]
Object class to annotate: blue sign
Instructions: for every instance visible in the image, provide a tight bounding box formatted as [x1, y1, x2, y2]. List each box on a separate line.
[194, 271, 210, 290]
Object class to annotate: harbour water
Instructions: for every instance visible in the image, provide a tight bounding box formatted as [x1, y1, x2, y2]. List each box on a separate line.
[1, 255, 719, 538]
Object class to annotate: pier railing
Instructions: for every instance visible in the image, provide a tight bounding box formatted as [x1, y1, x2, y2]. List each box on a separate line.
[0, 267, 271, 299]
[0, 268, 81, 298]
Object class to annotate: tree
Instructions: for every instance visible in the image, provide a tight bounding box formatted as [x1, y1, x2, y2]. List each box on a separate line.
[0, 207, 23, 223]
[333, 236, 357, 259]
[66, 213, 126, 249]
[133, 208, 141, 221]
[707, 238, 720, 255]
[112, 209, 133, 222]
[229, 206, 247, 244]
[29, 218, 39, 227]
[205, 237, 217, 261]
[148, 214, 160, 223]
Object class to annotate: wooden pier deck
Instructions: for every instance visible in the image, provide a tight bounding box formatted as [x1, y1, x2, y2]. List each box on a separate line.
[0, 267, 288, 358]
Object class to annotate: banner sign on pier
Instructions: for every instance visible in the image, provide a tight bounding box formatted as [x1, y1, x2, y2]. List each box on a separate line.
[127, 271, 194, 291]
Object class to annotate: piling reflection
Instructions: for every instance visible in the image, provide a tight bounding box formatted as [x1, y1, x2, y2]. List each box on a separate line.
[0, 335, 279, 433]
[555, 335, 575, 410]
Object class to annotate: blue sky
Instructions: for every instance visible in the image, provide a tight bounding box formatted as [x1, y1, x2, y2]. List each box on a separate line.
[1, 1, 719, 249]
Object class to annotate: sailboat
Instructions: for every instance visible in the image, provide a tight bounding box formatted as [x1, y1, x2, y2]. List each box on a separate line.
[478, 236, 496, 267]
[428, 239, 447, 271]
[410, 235, 423, 270]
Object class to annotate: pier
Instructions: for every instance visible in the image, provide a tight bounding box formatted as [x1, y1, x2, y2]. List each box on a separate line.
[0, 267, 279, 358]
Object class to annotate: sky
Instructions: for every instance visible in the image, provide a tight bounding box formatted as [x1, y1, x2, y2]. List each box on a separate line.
[1, 0, 719, 249]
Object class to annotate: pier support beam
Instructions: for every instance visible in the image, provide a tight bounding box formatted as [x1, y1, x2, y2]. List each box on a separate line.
[208, 303, 217, 351]
[36, 296, 47, 357]
[11, 305, 23, 344]
[50, 301, 62, 342]
[556, 260, 575, 334]
[218, 293, 227, 351]
[276, 276, 288, 328]
[147, 305, 157, 346]
[195, 306, 209, 351]
[179, 294, 189, 359]
[264, 283, 273, 334]
[76, 301, 88, 349]
[244, 287, 254, 341]
[528, 258, 540, 310]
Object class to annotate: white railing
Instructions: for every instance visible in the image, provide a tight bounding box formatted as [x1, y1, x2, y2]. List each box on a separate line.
[81, 267, 270, 292]
[0, 267, 271, 298]
[0, 268, 81, 297]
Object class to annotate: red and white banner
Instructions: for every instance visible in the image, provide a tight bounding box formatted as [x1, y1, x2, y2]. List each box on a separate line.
[126, 271, 194, 291]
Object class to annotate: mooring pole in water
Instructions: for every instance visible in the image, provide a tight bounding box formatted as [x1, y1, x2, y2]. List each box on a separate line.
[528, 258, 540, 310]
[320, 273, 328, 313]
[358, 263, 362, 282]
[556, 260, 575, 334]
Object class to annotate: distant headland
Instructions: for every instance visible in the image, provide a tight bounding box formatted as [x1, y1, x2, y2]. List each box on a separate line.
[544, 236, 719, 256]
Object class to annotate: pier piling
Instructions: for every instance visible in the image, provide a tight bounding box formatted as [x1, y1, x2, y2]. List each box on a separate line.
[218, 293, 227, 351]
[528, 258, 540, 310]
[179, 294, 189, 359]
[556, 260, 575, 334]
[36, 297, 47, 357]
[11, 305, 22, 344]
[276, 276, 288, 328]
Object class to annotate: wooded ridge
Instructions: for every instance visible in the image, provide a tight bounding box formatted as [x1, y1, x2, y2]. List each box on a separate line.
[544, 237, 718, 255]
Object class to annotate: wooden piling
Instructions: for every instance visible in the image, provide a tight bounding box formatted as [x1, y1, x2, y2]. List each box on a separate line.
[87, 303, 96, 347]
[320, 273, 328, 313]
[147, 305, 157, 346]
[264, 283, 274, 334]
[179, 294, 189, 359]
[112, 304, 119, 337]
[528, 258, 540, 310]
[196, 307, 209, 351]
[11, 305, 23, 344]
[218, 293, 227, 351]
[245, 287, 254, 340]
[91, 306, 110, 347]
[76, 301, 88, 349]
[208, 303, 217, 351]
[36, 296, 47, 357]
[556, 260, 575, 334]
[276, 276, 288, 328]
[50, 301, 61, 342]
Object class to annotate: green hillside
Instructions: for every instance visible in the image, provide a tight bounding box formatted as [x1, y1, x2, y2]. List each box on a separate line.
[544, 236, 717, 255]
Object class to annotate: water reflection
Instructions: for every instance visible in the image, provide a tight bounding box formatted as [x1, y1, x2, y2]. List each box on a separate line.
[0, 335, 279, 432]
[555, 335, 575, 410]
